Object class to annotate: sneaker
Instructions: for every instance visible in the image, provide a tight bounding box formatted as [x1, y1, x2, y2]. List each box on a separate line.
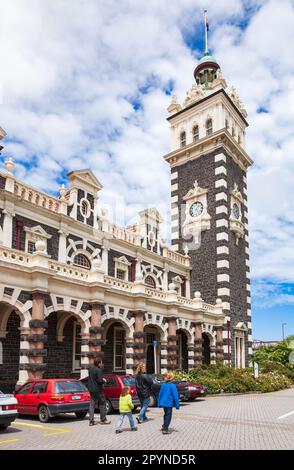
[131, 427, 138, 431]
[136, 417, 143, 424]
[115, 430, 122, 434]
[162, 429, 171, 435]
[143, 417, 149, 422]
[100, 418, 111, 424]
[89, 421, 98, 426]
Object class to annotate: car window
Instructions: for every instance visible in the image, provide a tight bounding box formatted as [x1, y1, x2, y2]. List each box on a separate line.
[55, 381, 87, 394]
[31, 382, 48, 394]
[121, 377, 136, 387]
[15, 383, 32, 395]
[103, 377, 118, 387]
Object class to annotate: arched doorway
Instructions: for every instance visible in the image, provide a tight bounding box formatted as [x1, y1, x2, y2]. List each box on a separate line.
[46, 312, 82, 379]
[144, 326, 161, 374]
[103, 321, 126, 373]
[202, 333, 211, 365]
[0, 307, 20, 393]
[177, 330, 189, 371]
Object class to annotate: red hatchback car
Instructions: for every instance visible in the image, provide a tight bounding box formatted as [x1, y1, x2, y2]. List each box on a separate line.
[81, 374, 140, 414]
[14, 379, 90, 423]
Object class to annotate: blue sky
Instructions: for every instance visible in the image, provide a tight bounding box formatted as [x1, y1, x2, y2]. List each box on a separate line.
[0, 0, 294, 340]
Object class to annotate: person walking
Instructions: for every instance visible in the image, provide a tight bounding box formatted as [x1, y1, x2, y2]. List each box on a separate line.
[88, 358, 111, 426]
[135, 362, 153, 424]
[157, 372, 180, 434]
[115, 386, 138, 434]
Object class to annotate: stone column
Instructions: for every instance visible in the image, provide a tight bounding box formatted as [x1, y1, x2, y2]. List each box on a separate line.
[27, 292, 48, 380]
[167, 317, 178, 371]
[125, 336, 134, 375]
[101, 241, 109, 273]
[2, 208, 14, 248]
[215, 325, 224, 363]
[87, 303, 105, 366]
[160, 341, 168, 374]
[188, 343, 195, 370]
[58, 229, 68, 263]
[132, 310, 146, 369]
[194, 322, 203, 365]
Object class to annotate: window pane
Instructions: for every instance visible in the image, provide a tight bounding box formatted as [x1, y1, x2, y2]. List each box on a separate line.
[55, 381, 87, 394]
[73, 254, 91, 269]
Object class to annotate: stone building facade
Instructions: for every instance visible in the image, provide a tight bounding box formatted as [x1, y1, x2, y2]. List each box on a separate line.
[0, 49, 252, 392]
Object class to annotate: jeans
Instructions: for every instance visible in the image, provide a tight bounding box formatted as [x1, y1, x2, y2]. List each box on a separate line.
[89, 392, 107, 422]
[138, 396, 150, 421]
[116, 412, 135, 431]
[163, 407, 173, 431]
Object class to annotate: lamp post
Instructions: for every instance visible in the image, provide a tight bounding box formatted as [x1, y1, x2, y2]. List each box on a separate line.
[282, 323, 287, 340]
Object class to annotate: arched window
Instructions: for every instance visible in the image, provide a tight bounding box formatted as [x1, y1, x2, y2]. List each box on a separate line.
[180, 131, 186, 148]
[206, 119, 213, 136]
[145, 275, 156, 288]
[73, 253, 91, 270]
[192, 125, 199, 142]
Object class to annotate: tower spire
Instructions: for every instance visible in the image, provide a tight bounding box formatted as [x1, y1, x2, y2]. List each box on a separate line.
[204, 9, 209, 54]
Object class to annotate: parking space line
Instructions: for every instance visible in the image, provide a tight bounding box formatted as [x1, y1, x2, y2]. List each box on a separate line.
[0, 438, 19, 445]
[277, 410, 294, 420]
[13, 420, 72, 436]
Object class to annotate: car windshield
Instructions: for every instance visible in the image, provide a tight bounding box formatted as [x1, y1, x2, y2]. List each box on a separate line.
[55, 381, 87, 394]
[121, 377, 136, 387]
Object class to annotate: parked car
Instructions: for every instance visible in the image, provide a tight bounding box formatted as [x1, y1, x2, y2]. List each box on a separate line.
[14, 379, 90, 423]
[150, 375, 206, 406]
[0, 390, 18, 430]
[81, 374, 140, 414]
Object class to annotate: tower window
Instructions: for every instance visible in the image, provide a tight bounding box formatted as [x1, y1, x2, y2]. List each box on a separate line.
[73, 253, 91, 270]
[192, 125, 199, 142]
[116, 269, 126, 280]
[180, 131, 186, 148]
[27, 241, 36, 254]
[206, 119, 213, 136]
[145, 275, 156, 288]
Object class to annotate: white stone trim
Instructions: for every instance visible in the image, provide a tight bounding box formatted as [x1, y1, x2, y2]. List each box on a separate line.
[218, 287, 230, 297]
[216, 205, 228, 215]
[217, 274, 230, 283]
[215, 166, 227, 176]
[216, 232, 229, 242]
[217, 246, 229, 255]
[247, 322, 252, 329]
[171, 219, 178, 228]
[171, 195, 178, 203]
[246, 271, 250, 279]
[215, 192, 228, 202]
[171, 171, 178, 180]
[248, 334, 252, 341]
[246, 284, 251, 292]
[245, 259, 250, 266]
[243, 175, 247, 184]
[171, 183, 178, 192]
[171, 206, 179, 216]
[214, 153, 227, 163]
[247, 309, 251, 317]
[222, 302, 230, 310]
[248, 347, 252, 355]
[245, 247, 250, 255]
[247, 296, 251, 304]
[217, 260, 230, 269]
[215, 179, 227, 189]
[216, 218, 228, 228]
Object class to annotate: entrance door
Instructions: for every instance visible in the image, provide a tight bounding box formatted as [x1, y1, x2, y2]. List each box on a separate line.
[202, 334, 211, 365]
[146, 333, 155, 374]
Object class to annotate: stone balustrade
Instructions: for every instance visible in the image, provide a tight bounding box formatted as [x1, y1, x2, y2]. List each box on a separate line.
[14, 182, 63, 213]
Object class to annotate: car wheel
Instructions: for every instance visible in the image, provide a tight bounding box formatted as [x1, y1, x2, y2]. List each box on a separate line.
[38, 405, 50, 423]
[149, 394, 156, 407]
[188, 397, 196, 401]
[75, 411, 88, 419]
[105, 399, 113, 415]
[0, 424, 8, 431]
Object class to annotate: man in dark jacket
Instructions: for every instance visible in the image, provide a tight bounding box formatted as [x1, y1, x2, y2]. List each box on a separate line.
[88, 359, 110, 425]
[135, 362, 154, 424]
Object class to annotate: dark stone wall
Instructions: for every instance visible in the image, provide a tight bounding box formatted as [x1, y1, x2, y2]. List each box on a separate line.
[12, 214, 59, 260]
[0, 312, 20, 393]
[45, 313, 78, 379]
[0, 175, 6, 189]
[173, 150, 220, 303]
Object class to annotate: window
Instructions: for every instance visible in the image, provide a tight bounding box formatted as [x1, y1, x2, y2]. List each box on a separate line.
[27, 241, 36, 254]
[116, 269, 126, 280]
[73, 322, 82, 371]
[192, 125, 199, 142]
[31, 382, 47, 394]
[206, 119, 213, 136]
[103, 377, 118, 387]
[15, 383, 33, 395]
[145, 275, 156, 288]
[180, 131, 186, 147]
[55, 381, 87, 394]
[80, 199, 90, 218]
[114, 327, 125, 371]
[73, 253, 91, 270]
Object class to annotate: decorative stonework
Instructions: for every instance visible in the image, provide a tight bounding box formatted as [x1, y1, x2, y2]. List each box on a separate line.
[24, 225, 52, 254]
[182, 180, 211, 244]
[229, 86, 248, 118]
[229, 183, 245, 245]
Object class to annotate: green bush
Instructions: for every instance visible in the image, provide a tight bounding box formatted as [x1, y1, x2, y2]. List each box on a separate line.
[174, 363, 293, 394]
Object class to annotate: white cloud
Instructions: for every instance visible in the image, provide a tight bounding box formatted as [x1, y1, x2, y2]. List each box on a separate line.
[0, 0, 294, 306]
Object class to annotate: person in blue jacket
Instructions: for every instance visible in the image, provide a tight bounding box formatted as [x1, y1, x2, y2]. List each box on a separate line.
[157, 372, 180, 434]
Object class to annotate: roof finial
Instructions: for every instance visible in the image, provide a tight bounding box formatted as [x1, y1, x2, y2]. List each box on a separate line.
[204, 9, 209, 54]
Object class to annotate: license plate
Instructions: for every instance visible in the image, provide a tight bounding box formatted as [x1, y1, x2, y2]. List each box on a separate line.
[72, 395, 81, 400]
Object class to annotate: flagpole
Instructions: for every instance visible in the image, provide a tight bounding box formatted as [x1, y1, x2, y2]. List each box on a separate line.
[204, 10, 208, 53]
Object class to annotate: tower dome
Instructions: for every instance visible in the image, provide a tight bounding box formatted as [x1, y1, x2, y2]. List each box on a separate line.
[194, 51, 220, 86]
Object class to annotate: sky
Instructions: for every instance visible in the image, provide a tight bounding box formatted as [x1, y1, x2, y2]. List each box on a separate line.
[0, 0, 294, 340]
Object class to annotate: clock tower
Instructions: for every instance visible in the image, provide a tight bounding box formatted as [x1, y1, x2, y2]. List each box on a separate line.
[164, 42, 253, 367]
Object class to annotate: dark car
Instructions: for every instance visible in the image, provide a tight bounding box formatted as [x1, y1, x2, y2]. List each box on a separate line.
[150, 375, 206, 406]
[81, 374, 140, 414]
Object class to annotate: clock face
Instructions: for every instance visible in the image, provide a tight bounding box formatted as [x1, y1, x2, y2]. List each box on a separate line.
[189, 201, 203, 218]
[232, 203, 240, 219]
